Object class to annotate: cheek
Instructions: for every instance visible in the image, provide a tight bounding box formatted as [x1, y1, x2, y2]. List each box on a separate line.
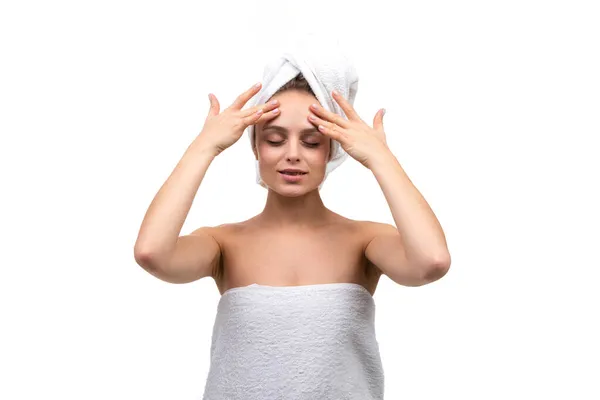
[256, 144, 279, 162]
[306, 148, 330, 168]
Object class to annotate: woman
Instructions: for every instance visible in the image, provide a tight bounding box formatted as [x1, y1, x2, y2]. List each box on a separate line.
[134, 73, 451, 399]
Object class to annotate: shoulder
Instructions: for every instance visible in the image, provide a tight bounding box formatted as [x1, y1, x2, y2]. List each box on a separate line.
[320, 212, 396, 238]
[347, 220, 397, 279]
[190, 220, 253, 243]
[352, 219, 398, 240]
[333, 218, 398, 255]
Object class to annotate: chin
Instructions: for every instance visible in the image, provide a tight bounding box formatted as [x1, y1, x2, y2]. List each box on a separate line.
[278, 189, 306, 198]
[276, 182, 311, 195]
[264, 177, 315, 196]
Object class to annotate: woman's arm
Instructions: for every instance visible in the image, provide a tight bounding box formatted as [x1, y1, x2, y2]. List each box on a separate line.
[133, 139, 218, 274]
[306, 90, 450, 285]
[367, 152, 451, 284]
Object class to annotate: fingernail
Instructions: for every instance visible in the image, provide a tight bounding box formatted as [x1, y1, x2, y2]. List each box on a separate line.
[332, 89, 339, 96]
[254, 82, 262, 88]
[382, 108, 386, 116]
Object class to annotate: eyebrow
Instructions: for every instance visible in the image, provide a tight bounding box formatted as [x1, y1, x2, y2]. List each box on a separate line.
[261, 124, 320, 134]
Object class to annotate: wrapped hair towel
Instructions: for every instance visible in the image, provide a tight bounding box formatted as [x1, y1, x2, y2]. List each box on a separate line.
[246, 35, 359, 190]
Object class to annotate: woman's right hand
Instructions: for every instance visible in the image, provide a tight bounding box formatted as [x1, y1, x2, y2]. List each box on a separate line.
[196, 82, 280, 157]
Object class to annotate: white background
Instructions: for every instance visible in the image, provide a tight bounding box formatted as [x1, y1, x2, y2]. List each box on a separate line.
[1, 0, 599, 399]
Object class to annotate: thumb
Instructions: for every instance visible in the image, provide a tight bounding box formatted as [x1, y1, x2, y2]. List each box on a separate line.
[373, 108, 385, 132]
[207, 93, 220, 117]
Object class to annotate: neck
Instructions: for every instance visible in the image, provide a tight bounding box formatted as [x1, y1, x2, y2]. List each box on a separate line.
[257, 188, 333, 228]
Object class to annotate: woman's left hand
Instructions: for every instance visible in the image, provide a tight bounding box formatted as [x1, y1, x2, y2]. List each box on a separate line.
[307, 90, 390, 169]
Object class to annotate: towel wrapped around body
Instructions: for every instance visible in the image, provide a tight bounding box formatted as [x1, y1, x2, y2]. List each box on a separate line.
[201, 283, 385, 400]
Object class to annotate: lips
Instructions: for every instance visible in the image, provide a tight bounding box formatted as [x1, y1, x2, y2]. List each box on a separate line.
[279, 169, 307, 175]
[279, 169, 307, 182]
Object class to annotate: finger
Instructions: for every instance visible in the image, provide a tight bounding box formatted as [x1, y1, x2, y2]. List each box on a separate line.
[332, 90, 361, 121]
[244, 106, 280, 126]
[240, 99, 279, 118]
[317, 122, 344, 142]
[230, 82, 262, 111]
[308, 112, 345, 142]
[308, 111, 349, 138]
[309, 103, 351, 129]
[307, 112, 326, 128]
[207, 93, 220, 118]
[254, 107, 280, 124]
[373, 108, 385, 132]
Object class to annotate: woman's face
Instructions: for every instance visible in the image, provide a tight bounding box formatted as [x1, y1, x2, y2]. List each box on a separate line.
[253, 90, 332, 196]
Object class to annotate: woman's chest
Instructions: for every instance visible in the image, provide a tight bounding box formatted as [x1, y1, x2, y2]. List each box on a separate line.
[216, 224, 377, 292]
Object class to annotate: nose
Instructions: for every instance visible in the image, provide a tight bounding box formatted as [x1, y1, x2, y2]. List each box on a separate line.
[284, 139, 301, 161]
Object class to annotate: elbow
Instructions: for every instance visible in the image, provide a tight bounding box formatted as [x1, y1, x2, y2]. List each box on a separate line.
[133, 246, 168, 275]
[134, 252, 174, 283]
[134, 245, 155, 267]
[134, 250, 159, 275]
[421, 254, 451, 284]
[134, 240, 152, 263]
[433, 251, 451, 272]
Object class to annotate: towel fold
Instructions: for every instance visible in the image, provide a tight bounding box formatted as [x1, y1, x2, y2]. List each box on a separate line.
[246, 34, 359, 190]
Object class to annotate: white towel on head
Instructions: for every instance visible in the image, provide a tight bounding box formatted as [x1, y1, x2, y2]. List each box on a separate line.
[246, 34, 359, 190]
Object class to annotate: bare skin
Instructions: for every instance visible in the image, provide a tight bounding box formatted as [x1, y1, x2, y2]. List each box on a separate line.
[205, 216, 384, 297]
[135, 84, 406, 296]
[201, 89, 386, 297]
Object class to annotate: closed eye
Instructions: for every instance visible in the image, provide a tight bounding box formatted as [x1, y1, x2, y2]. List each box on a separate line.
[267, 140, 320, 148]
